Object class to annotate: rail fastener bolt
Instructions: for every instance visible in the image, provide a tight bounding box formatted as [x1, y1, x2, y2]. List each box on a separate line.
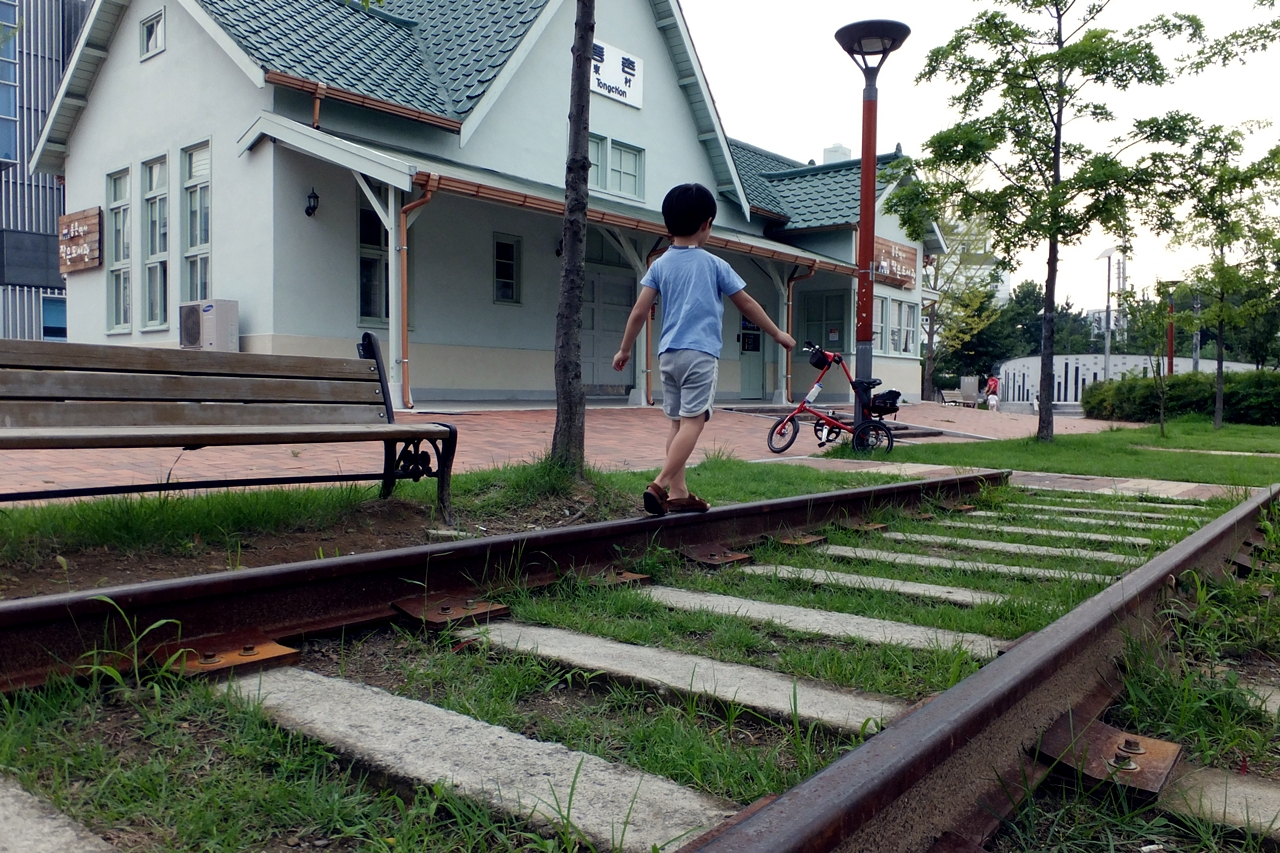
[1109, 751, 1139, 772]
[238, 645, 259, 657]
[440, 605, 453, 615]
[199, 651, 222, 666]
[1118, 737, 1146, 755]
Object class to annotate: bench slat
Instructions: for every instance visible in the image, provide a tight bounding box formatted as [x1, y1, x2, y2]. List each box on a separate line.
[0, 339, 379, 382]
[0, 369, 384, 404]
[0, 424, 453, 450]
[0, 401, 389, 429]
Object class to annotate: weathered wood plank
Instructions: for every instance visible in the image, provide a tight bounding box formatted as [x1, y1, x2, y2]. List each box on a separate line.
[0, 339, 378, 381]
[0, 401, 388, 429]
[0, 424, 453, 450]
[0, 369, 383, 404]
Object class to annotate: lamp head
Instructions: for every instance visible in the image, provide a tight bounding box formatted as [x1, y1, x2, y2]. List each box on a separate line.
[835, 20, 910, 70]
[305, 187, 320, 217]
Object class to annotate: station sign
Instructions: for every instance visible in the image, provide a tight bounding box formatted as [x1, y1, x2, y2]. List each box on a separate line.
[591, 41, 643, 109]
[59, 207, 102, 274]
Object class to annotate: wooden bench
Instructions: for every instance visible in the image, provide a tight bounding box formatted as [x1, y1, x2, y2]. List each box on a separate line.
[939, 389, 976, 408]
[0, 332, 457, 521]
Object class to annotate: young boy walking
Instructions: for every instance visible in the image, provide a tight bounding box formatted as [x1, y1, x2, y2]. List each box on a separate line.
[613, 183, 795, 516]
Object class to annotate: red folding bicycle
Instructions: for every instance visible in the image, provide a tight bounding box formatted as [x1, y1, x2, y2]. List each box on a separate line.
[766, 341, 900, 454]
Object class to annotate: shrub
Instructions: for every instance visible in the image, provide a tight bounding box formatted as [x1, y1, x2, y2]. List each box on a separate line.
[1082, 369, 1280, 425]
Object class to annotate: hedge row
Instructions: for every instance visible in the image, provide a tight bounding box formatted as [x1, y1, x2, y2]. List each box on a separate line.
[1081, 369, 1280, 425]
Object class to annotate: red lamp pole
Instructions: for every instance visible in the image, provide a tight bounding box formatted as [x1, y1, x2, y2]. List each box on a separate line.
[835, 20, 910, 399]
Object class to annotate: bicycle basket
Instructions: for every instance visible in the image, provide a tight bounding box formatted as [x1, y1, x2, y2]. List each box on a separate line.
[808, 349, 831, 370]
[870, 389, 902, 416]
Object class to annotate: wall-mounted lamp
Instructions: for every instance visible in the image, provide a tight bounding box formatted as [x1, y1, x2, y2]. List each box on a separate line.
[305, 188, 320, 217]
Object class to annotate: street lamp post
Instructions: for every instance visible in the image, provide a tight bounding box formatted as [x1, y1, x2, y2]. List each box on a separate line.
[835, 20, 910, 406]
[1097, 247, 1117, 381]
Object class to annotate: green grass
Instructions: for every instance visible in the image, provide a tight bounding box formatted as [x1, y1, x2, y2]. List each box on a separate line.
[392, 627, 859, 806]
[595, 448, 900, 505]
[0, 675, 581, 852]
[0, 454, 900, 568]
[990, 774, 1269, 853]
[829, 418, 1280, 486]
[500, 577, 980, 701]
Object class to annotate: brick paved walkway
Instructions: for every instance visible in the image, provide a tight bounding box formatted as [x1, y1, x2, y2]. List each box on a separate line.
[0, 402, 1127, 495]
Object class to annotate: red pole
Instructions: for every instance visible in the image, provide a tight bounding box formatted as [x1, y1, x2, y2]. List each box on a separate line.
[854, 71, 879, 383]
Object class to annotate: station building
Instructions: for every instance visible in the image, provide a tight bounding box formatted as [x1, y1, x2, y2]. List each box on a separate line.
[33, 0, 940, 408]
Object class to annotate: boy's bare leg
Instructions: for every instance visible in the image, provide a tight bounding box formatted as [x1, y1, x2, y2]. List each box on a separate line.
[655, 415, 706, 499]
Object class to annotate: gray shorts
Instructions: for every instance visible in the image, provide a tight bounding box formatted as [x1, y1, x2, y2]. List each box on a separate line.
[659, 349, 718, 421]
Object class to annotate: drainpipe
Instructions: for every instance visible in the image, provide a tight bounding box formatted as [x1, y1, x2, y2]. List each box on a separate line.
[312, 82, 327, 129]
[644, 240, 668, 405]
[785, 264, 817, 403]
[397, 173, 440, 410]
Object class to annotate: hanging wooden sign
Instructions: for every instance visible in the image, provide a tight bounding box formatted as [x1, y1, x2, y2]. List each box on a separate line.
[872, 237, 917, 288]
[59, 207, 101, 274]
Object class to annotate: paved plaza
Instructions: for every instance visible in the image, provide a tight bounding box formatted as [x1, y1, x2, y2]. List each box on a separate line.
[0, 401, 1149, 497]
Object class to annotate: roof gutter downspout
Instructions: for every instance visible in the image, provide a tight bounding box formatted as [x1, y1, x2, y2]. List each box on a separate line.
[785, 265, 817, 403]
[397, 173, 441, 409]
[644, 240, 669, 406]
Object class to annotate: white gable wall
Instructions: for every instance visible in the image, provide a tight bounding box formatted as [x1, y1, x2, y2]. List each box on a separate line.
[61, 0, 273, 346]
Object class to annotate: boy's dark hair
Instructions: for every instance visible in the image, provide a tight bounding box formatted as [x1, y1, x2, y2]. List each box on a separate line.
[661, 183, 717, 237]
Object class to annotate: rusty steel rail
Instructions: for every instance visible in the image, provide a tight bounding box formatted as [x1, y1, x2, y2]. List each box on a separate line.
[0, 471, 1004, 690]
[683, 484, 1280, 853]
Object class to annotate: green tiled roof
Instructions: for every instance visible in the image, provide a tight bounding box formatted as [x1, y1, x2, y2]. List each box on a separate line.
[727, 139, 801, 218]
[195, 0, 550, 122]
[730, 140, 905, 232]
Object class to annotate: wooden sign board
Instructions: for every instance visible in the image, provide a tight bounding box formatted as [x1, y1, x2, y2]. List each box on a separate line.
[59, 207, 101, 274]
[872, 237, 918, 289]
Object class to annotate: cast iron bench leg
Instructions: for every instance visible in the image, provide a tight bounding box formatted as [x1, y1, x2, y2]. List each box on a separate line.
[435, 425, 458, 526]
[381, 440, 398, 499]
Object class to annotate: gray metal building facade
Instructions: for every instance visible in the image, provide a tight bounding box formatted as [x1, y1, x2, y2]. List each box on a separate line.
[0, 0, 88, 340]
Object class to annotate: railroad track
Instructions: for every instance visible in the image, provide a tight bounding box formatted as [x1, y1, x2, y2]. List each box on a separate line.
[1, 472, 1273, 853]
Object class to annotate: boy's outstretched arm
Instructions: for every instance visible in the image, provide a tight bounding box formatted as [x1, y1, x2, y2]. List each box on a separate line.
[729, 290, 796, 351]
[613, 286, 659, 370]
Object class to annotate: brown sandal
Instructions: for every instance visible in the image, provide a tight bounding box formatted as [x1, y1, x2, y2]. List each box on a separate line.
[644, 482, 669, 516]
[667, 493, 710, 513]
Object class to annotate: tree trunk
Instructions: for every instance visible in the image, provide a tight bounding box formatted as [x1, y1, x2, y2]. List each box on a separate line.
[549, 0, 595, 475]
[922, 302, 937, 402]
[1214, 315, 1225, 430]
[1037, 235, 1058, 442]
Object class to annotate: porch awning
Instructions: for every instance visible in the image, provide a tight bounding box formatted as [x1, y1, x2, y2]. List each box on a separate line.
[237, 113, 859, 278]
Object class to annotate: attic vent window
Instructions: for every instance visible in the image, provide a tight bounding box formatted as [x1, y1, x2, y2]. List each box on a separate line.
[140, 10, 164, 60]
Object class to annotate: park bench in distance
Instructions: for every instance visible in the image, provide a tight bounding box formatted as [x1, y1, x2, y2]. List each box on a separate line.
[0, 332, 457, 522]
[939, 389, 977, 407]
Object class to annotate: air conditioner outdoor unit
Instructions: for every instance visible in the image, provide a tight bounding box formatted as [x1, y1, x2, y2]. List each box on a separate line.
[179, 299, 239, 352]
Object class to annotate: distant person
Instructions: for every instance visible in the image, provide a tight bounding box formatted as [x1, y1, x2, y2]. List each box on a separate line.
[985, 375, 1000, 412]
[613, 183, 794, 516]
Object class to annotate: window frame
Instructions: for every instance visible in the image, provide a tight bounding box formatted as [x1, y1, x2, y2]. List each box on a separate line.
[140, 9, 165, 60]
[0, 0, 18, 164]
[181, 142, 211, 303]
[585, 133, 645, 201]
[872, 295, 886, 353]
[358, 202, 390, 327]
[107, 168, 132, 333]
[493, 233, 522, 306]
[141, 156, 169, 329]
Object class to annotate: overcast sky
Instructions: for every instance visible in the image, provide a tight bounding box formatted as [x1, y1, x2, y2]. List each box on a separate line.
[679, 0, 1280, 311]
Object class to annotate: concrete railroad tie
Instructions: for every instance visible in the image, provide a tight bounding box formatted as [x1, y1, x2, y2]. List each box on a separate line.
[222, 668, 736, 853]
[930, 519, 1153, 546]
[879, 532, 1136, 565]
[1009, 502, 1203, 521]
[819, 545, 1117, 582]
[643, 586, 1004, 658]
[964, 511, 1185, 532]
[465, 622, 907, 732]
[1049, 496, 1215, 513]
[0, 777, 117, 853]
[740, 564, 1008, 606]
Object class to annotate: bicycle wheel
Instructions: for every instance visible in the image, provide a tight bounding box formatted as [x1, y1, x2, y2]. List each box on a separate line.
[852, 420, 894, 453]
[767, 415, 800, 453]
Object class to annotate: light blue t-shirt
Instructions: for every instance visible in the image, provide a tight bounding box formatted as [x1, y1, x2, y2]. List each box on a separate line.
[641, 246, 746, 358]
